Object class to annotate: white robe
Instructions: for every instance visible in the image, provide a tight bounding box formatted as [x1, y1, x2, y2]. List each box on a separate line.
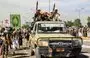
[78, 32, 83, 37]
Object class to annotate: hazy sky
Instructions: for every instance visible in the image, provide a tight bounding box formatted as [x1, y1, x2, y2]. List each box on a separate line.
[0, 0, 90, 25]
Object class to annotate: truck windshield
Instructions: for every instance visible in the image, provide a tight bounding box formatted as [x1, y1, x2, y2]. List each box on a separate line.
[38, 23, 65, 33]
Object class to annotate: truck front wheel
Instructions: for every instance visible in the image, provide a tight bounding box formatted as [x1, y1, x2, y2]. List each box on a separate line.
[35, 47, 45, 58]
[30, 47, 34, 56]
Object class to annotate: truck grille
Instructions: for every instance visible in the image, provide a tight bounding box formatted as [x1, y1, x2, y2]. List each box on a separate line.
[49, 40, 72, 48]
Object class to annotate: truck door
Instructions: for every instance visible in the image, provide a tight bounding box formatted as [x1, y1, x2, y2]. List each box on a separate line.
[31, 24, 37, 37]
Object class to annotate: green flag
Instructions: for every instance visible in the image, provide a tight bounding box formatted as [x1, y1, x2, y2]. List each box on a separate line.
[10, 14, 21, 29]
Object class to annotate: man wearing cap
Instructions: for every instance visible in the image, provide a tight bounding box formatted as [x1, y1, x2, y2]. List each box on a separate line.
[53, 9, 61, 21]
[34, 9, 42, 21]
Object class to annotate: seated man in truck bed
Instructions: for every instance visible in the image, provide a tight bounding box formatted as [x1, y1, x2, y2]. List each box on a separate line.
[33, 9, 61, 21]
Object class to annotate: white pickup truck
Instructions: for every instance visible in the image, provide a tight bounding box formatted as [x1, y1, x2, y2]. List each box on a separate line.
[30, 21, 83, 58]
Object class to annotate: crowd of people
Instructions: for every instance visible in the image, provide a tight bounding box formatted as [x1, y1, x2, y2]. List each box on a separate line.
[67, 26, 90, 37]
[33, 9, 61, 21]
[0, 27, 31, 56]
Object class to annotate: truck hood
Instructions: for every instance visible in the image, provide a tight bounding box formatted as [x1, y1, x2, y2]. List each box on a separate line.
[36, 33, 74, 38]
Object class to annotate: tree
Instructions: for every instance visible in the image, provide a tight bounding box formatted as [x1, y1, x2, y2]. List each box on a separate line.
[73, 19, 82, 27]
[65, 21, 73, 27]
[87, 16, 90, 27]
[22, 24, 29, 28]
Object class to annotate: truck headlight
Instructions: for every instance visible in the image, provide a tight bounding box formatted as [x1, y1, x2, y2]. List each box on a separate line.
[73, 40, 81, 46]
[38, 40, 49, 46]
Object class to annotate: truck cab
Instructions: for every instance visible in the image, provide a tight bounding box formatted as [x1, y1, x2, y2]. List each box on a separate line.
[32, 21, 66, 34]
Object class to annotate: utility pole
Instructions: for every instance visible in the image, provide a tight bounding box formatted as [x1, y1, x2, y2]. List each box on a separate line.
[77, 8, 84, 19]
[79, 10, 80, 19]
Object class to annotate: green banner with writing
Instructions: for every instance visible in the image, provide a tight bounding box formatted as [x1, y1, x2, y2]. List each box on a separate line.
[10, 14, 21, 29]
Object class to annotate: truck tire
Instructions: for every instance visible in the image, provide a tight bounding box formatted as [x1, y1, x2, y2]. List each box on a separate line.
[30, 47, 34, 56]
[72, 56, 78, 58]
[35, 47, 44, 58]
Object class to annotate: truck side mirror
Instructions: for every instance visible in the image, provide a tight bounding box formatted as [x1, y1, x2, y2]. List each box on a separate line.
[31, 27, 33, 30]
[31, 31, 35, 34]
